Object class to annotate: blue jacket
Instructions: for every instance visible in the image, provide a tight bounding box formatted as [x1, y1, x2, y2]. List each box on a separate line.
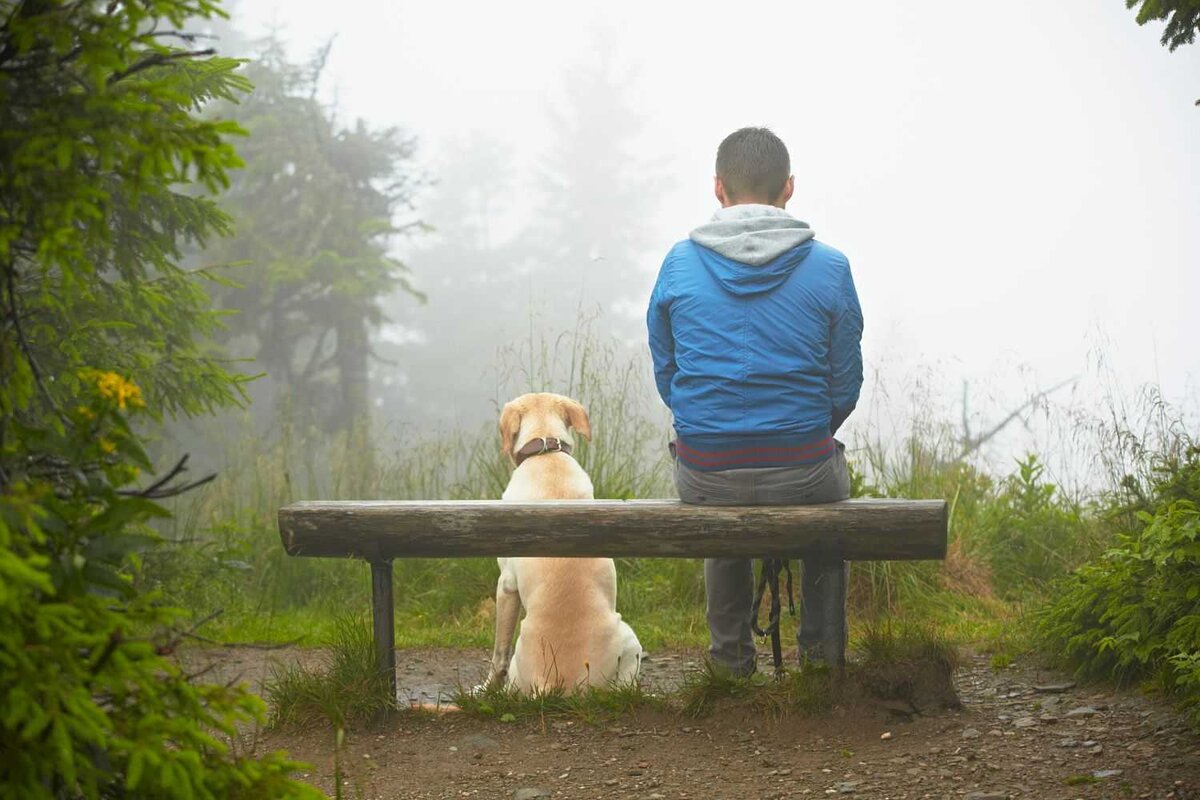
[647, 207, 863, 471]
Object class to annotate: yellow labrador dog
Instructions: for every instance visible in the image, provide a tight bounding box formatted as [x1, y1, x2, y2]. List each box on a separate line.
[483, 392, 642, 693]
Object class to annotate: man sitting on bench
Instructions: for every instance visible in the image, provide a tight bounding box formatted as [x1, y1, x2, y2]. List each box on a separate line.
[646, 126, 865, 674]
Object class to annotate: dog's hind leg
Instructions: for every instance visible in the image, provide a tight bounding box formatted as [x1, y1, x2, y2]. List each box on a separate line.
[484, 560, 521, 689]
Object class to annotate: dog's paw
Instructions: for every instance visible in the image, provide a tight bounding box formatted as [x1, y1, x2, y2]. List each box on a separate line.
[473, 670, 507, 696]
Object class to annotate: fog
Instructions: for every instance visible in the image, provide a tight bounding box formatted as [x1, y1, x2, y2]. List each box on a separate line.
[223, 0, 1200, 480]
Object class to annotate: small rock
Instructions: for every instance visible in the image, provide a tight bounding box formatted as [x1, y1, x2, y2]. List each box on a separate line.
[835, 781, 859, 794]
[963, 792, 1008, 800]
[880, 731, 893, 740]
[1093, 769, 1124, 779]
[1013, 716, 1038, 729]
[962, 728, 982, 739]
[1065, 706, 1098, 718]
[1088, 743, 1104, 754]
[1056, 739, 1079, 748]
[462, 734, 499, 751]
[513, 789, 550, 800]
[1033, 681, 1076, 693]
[603, 778, 618, 787]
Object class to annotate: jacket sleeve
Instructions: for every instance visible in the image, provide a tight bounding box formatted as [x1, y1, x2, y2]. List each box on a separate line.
[829, 259, 864, 434]
[646, 254, 676, 408]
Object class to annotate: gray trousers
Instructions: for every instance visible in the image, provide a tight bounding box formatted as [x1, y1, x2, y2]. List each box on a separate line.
[674, 442, 851, 675]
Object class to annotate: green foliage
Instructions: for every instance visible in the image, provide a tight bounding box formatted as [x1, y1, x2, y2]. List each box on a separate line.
[1037, 444, 1200, 727]
[0, 1, 319, 795]
[972, 455, 1094, 596]
[1, 386, 318, 798]
[1125, 0, 1200, 51]
[1125, 0, 1200, 103]
[0, 0, 254, 419]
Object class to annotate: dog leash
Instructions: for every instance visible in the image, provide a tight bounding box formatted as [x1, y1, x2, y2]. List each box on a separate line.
[751, 558, 795, 675]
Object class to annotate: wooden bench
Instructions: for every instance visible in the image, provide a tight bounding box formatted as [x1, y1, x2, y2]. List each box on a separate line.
[277, 499, 947, 701]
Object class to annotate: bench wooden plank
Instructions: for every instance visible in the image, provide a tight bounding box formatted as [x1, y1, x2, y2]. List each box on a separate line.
[278, 498, 947, 561]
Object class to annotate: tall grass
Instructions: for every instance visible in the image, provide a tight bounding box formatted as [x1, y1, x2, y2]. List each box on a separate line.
[148, 326, 684, 646]
[148, 324, 1195, 676]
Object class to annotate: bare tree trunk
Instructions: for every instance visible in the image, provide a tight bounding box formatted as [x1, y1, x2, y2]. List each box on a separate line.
[336, 316, 370, 427]
[335, 316, 376, 496]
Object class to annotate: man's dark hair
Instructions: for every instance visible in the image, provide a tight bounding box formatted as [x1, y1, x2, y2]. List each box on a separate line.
[715, 127, 791, 202]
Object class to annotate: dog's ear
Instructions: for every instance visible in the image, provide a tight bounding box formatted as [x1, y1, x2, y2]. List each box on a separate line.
[561, 398, 592, 442]
[499, 400, 522, 463]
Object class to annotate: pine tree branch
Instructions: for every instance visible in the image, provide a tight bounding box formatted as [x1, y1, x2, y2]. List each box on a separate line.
[108, 47, 216, 85]
[5, 262, 66, 421]
[118, 453, 217, 499]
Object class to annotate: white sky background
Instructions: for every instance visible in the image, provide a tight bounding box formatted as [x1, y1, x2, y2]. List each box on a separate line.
[229, 0, 1199, 483]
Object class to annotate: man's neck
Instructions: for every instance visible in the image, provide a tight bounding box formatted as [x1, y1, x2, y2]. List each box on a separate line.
[722, 198, 786, 209]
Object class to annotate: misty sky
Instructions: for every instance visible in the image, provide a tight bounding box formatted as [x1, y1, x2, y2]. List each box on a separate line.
[227, 0, 1199, 475]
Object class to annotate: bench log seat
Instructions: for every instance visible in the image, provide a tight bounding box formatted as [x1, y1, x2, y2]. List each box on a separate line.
[277, 498, 948, 701]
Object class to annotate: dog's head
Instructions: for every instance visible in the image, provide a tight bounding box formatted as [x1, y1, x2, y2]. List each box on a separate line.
[499, 392, 592, 464]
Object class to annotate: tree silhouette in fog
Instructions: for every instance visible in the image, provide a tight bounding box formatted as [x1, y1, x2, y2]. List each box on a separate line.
[392, 37, 664, 429]
[530, 34, 662, 335]
[205, 38, 424, 434]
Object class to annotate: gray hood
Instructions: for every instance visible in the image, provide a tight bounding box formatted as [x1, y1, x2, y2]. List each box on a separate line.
[689, 204, 815, 266]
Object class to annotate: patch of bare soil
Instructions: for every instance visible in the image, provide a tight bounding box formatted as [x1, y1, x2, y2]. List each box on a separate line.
[185, 646, 1200, 799]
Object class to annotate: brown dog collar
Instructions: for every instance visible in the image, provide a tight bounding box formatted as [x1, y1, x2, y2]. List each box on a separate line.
[513, 437, 573, 466]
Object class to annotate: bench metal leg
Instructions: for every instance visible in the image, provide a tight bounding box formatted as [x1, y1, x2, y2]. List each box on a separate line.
[370, 559, 397, 706]
[798, 558, 849, 672]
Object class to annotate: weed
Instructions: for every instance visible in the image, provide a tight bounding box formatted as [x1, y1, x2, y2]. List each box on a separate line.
[851, 620, 961, 712]
[452, 679, 666, 725]
[675, 659, 834, 718]
[266, 616, 394, 729]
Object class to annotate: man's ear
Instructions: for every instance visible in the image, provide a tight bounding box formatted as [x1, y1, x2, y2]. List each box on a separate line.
[561, 398, 592, 442]
[499, 401, 522, 463]
[714, 176, 731, 208]
[776, 175, 795, 208]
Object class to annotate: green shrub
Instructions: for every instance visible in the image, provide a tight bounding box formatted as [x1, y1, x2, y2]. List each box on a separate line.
[1, 1, 320, 795]
[1037, 445, 1200, 726]
[1, 385, 319, 798]
[972, 455, 1095, 596]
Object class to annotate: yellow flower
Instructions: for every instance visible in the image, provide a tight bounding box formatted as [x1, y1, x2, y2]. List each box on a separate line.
[98, 437, 116, 454]
[89, 370, 144, 410]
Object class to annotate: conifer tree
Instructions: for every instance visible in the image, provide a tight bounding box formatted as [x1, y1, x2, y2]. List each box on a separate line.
[0, 2, 321, 796]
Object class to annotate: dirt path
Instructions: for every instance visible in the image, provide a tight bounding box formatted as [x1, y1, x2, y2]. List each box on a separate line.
[188, 646, 1200, 799]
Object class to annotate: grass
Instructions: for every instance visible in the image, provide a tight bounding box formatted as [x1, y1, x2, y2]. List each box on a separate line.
[453, 679, 666, 726]
[265, 615, 395, 729]
[147, 325, 1200, 736]
[267, 615, 961, 731]
[675, 659, 835, 718]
